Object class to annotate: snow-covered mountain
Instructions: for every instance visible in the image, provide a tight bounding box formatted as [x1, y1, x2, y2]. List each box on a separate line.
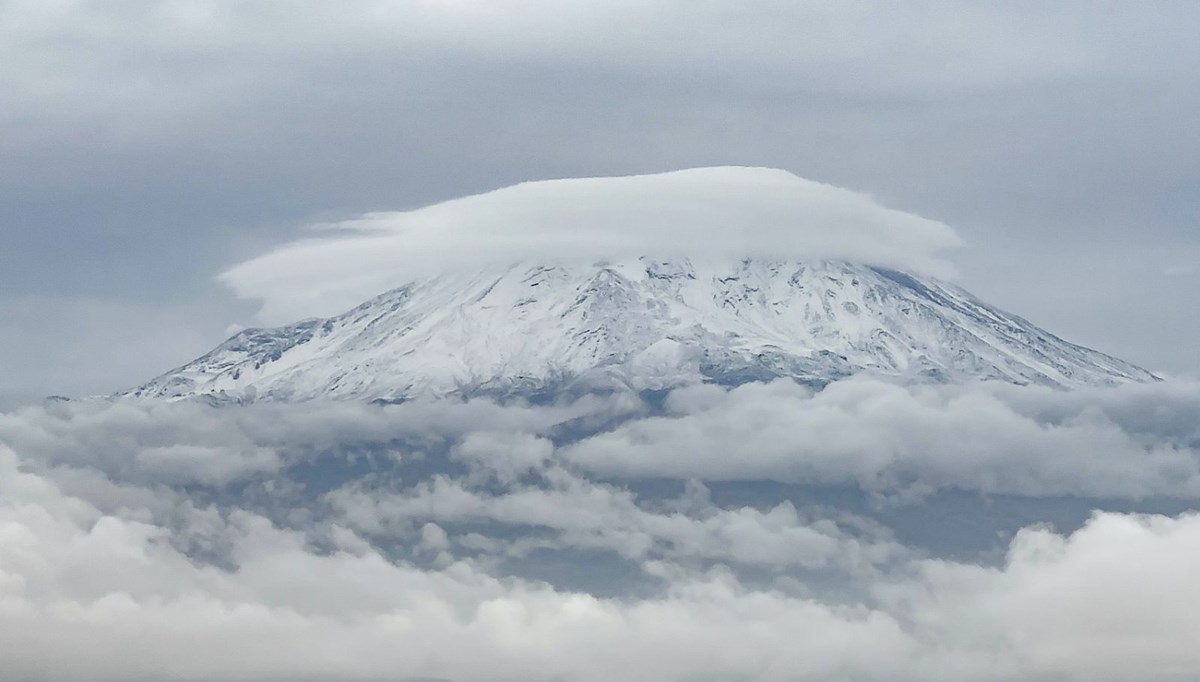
[128, 258, 1156, 403]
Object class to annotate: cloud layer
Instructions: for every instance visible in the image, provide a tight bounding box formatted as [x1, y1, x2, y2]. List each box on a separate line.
[2, 437, 1200, 681]
[2, 378, 1200, 680]
[565, 377, 1200, 499]
[219, 167, 962, 322]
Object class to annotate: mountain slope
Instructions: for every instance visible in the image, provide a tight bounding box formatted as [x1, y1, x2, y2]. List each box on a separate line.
[128, 258, 1157, 402]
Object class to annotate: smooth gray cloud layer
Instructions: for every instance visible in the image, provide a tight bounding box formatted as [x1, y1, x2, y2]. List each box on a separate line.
[2, 0, 1198, 398]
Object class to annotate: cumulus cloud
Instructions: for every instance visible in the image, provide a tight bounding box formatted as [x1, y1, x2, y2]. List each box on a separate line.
[4, 436, 1200, 681]
[883, 511, 1200, 682]
[2, 381, 1200, 680]
[4, 377, 1200, 503]
[0, 395, 632, 489]
[564, 378, 1200, 499]
[326, 471, 901, 572]
[219, 167, 962, 322]
[0, 440, 916, 682]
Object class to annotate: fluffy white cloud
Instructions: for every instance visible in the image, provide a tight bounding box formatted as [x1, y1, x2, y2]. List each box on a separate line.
[0, 442, 919, 682]
[219, 167, 962, 322]
[452, 431, 554, 485]
[564, 378, 1200, 499]
[3, 437, 1200, 681]
[0, 395, 632, 488]
[3, 381, 1200, 680]
[886, 511, 1200, 682]
[5, 378, 1200, 501]
[327, 471, 901, 571]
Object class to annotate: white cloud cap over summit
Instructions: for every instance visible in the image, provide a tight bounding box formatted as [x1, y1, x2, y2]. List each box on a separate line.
[221, 167, 963, 323]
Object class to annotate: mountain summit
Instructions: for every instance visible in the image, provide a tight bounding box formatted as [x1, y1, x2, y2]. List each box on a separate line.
[129, 258, 1156, 402]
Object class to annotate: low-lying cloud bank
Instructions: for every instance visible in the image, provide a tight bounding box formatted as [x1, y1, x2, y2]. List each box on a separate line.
[1, 377, 1199, 681]
[2, 441, 1199, 682]
[565, 377, 1200, 499]
[6, 377, 1198, 500]
[220, 167, 962, 323]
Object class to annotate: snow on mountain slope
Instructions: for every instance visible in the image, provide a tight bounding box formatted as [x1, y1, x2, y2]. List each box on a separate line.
[128, 258, 1157, 403]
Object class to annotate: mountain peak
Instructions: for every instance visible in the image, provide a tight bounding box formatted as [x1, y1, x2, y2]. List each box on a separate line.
[128, 258, 1157, 403]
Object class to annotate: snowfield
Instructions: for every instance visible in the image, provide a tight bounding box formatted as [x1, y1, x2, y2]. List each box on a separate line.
[130, 257, 1156, 402]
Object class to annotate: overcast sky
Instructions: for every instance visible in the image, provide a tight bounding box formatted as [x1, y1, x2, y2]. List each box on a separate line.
[3, 0, 1198, 402]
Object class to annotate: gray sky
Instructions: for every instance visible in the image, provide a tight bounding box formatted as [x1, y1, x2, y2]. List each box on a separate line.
[3, 0, 1198, 402]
